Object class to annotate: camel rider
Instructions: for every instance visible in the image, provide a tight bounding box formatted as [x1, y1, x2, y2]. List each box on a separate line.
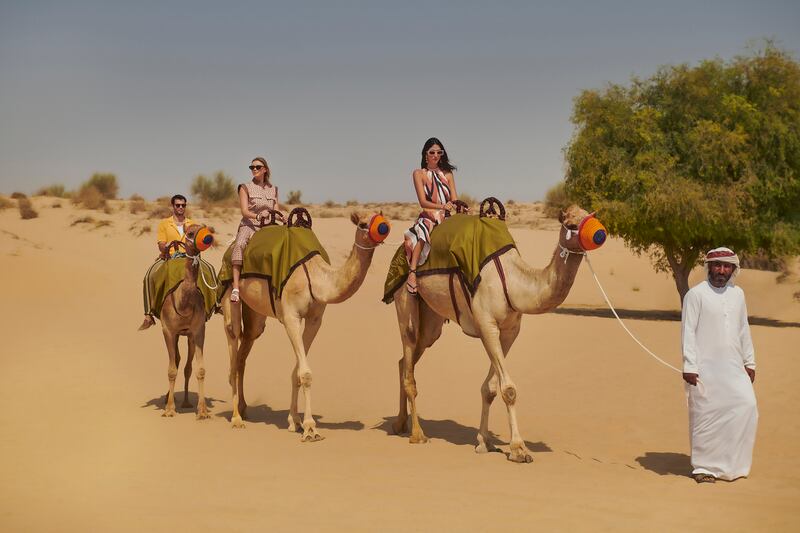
[139, 194, 195, 329]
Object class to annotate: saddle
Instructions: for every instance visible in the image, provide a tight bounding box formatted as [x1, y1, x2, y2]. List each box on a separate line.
[148, 256, 220, 320]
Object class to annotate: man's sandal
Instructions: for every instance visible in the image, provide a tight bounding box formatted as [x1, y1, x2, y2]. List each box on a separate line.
[693, 474, 716, 484]
[230, 288, 240, 303]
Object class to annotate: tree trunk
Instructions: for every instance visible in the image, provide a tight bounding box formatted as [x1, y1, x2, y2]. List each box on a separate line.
[665, 248, 698, 308]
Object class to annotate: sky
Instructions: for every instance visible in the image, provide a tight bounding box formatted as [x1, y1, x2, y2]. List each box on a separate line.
[1, 1, 799, 203]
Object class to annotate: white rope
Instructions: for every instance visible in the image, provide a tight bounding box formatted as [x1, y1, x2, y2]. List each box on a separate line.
[185, 252, 219, 290]
[583, 254, 685, 376]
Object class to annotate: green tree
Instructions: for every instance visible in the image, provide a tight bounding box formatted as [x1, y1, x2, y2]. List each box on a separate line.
[565, 44, 800, 304]
[190, 171, 236, 203]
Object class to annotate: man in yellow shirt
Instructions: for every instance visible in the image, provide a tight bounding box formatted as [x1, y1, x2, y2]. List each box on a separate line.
[140, 195, 195, 329]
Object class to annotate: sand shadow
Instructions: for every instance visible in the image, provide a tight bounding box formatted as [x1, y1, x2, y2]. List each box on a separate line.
[635, 451, 692, 476]
[215, 403, 364, 431]
[374, 416, 551, 452]
[141, 391, 224, 412]
[553, 307, 800, 328]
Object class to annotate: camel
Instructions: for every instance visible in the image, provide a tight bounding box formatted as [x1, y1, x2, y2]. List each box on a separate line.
[391, 204, 600, 463]
[220, 211, 383, 441]
[139, 224, 213, 419]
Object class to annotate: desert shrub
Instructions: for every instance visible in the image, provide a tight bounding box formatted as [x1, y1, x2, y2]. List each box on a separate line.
[11, 192, 27, 199]
[543, 182, 570, 218]
[0, 196, 12, 209]
[506, 198, 516, 205]
[129, 194, 146, 214]
[191, 171, 236, 203]
[71, 216, 95, 226]
[459, 193, 477, 206]
[73, 185, 107, 210]
[286, 190, 303, 204]
[149, 205, 172, 219]
[35, 184, 67, 197]
[52, 202, 62, 208]
[323, 200, 339, 208]
[103, 204, 114, 214]
[94, 220, 112, 229]
[345, 199, 359, 207]
[82, 173, 118, 199]
[317, 209, 336, 218]
[18, 198, 38, 219]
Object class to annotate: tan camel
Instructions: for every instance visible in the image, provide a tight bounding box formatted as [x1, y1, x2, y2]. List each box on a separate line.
[139, 224, 211, 419]
[220, 211, 381, 441]
[391, 205, 597, 463]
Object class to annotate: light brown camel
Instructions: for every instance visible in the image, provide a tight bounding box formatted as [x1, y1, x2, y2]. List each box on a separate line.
[220, 211, 382, 441]
[139, 224, 212, 419]
[391, 205, 597, 463]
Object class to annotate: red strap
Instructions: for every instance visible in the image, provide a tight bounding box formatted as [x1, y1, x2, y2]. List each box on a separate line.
[493, 256, 516, 312]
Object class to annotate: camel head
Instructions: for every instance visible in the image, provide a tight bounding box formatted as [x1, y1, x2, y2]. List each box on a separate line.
[184, 223, 214, 255]
[350, 211, 391, 249]
[558, 205, 606, 252]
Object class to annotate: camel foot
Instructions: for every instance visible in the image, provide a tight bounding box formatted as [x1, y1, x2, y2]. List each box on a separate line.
[391, 418, 408, 435]
[507, 447, 533, 464]
[196, 409, 210, 420]
[409, 432, 429, 444]
[300, 428, 325, 442]
[475, 442, 501, 454]
[288, 417, 303, 433]
[231, 416, 246, 429]
[162, 408, 176, 418]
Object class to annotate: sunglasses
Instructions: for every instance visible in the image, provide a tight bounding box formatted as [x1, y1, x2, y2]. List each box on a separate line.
[249, 165, 265, 171]
[173, 203, 186, 208]
[427, 150, 444, 156]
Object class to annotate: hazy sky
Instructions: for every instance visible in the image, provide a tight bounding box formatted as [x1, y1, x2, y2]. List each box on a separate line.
[1, 1, 798, 203]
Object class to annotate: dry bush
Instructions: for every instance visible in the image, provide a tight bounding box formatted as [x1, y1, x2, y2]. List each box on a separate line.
[345, 199, 359, 207]
[148, 205, 172, 219]
[323, 200, 339, 208]
[94, 220, 112, 229]
[317, 209, 337, 218]
[129, 196, 146, 214]
[35, 184, 68, 197]
[506, 198, 516, 205]
[191, 171, 236, 203]
[11, 192, 27, 199]
[72, 185, 107, 210]
[82, 173, 118, 199]
[458, 193, 477, 206]
[103, 204, 114, 214]
[0, 196, 12, 209]
[18, 198, 38, 219]
[286, 190, 303, 204]
[52, 202, 62, 208]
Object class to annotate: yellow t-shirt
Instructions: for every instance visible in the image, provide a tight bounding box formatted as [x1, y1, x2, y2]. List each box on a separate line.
[156, 216, 195, 244]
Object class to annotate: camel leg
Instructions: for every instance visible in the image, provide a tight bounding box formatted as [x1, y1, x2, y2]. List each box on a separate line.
[230, 309, 265, 428]
[289, 304, 325, 433]
[182, 337, 194, 409]
[392, 289, 418, 436]
[475, 368, 500, 453]
[162, 330, 179, 417]
[478, 318, 531, 463]
[222, 287, 240, 413]
[190, 329, 210, 420]
[283, 313, 323, 442]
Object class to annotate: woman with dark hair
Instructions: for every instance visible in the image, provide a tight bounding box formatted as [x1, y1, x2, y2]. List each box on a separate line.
[230, 156, 285, 302]
[403, 137, 463, 294]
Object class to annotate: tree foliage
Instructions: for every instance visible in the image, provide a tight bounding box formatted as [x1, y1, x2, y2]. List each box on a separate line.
[190, 171, 237, 204]
[565, 43, 800, 304]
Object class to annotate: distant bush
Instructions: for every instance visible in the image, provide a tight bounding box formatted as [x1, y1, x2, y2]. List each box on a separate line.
[52, 202, 62, 208]
[323, 200, 339, 208]
[345, 199, 359, 207]
[11, 192, 27, 199]
[149, 205, 172, 219]
[71, 216, 95, 226]
[286, 190, 303, 204]
[129, 194, 146, 214]
[543, 182, 571, 219]
[458, 193, 477, 206]
[0, 196, 12, 209]
[18, 198, 38, 219]
[73, 185, 107, 210]
[191, 171, 236, 203]
[82, 173, 118, 199]
[35, 184, 67, 197]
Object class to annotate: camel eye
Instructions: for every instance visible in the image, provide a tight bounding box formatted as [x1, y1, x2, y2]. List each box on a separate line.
[565, 224, 578, 231]
[358, 223, 368, 229]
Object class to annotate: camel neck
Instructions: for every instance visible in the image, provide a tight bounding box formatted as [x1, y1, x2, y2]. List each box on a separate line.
[314, 234, 375, 304]
[505, 241, 583, 314]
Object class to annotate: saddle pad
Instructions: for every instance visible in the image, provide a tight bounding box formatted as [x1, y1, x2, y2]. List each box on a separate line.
[150, 257, 220, 320]
[382, 213, 516, 303]
[217, 225, 329, 300]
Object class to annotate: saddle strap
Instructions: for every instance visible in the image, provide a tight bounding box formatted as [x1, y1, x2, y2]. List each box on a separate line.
[449, 272, 461, 325]
[302, 262, 316, 301]
[493, 256, 516, 312]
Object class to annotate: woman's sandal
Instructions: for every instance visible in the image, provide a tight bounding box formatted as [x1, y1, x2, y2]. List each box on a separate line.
[406, 269, 418, 295]
[230, 288, 240, 303]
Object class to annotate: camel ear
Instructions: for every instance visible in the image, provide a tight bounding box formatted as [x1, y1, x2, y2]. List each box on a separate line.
[558, 210, 566, 224]
[350, 211, 360, 226]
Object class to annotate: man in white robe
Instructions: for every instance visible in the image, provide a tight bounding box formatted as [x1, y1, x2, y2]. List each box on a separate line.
[681, 247, 758, 483]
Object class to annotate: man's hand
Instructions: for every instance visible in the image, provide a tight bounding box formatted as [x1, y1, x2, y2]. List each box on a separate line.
[745, 367, 755, 383]
[683, 373, 699, 386]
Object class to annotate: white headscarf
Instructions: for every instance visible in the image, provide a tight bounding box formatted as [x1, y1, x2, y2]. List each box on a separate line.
[703, 246, 740, 286]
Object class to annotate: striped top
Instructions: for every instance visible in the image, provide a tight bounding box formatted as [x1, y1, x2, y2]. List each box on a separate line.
[422, 169, 451, 223]
[238, 180, 277, 226]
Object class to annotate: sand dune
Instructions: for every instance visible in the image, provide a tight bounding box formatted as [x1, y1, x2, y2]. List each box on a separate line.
[1, 198, 798, 532]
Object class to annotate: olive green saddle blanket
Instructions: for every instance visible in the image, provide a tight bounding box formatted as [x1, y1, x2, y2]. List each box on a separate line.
[382, 213, 517, 303]
[147, 257, 220, 320]
[217, 225, 329, 302]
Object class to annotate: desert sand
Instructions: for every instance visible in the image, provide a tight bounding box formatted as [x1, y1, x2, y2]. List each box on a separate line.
[1, 197, 798, 532]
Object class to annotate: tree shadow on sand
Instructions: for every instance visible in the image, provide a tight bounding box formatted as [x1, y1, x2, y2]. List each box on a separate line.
[141, 392, 224, 413]
[636, 451, 692, 477]
[373, 416, 551, 453]
[214, 404, 364, 431]
[553, 307, 800, 328]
